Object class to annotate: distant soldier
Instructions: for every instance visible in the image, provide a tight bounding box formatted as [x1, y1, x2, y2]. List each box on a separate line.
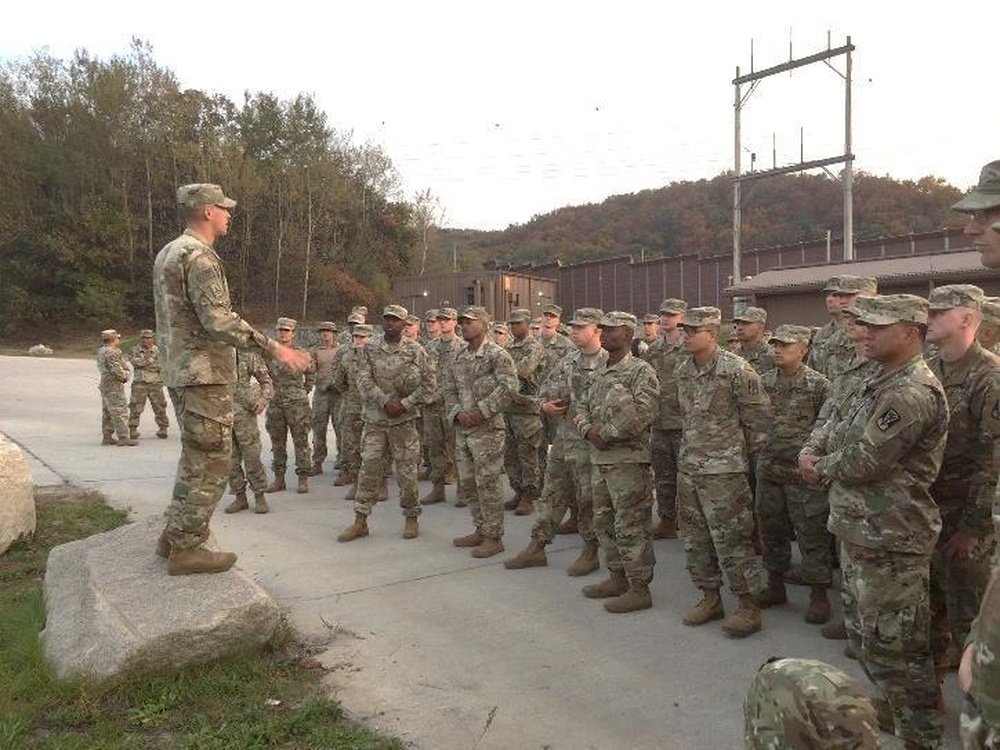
[417, 309, 440, 479]
[809, 275, 878, 380]
[332, 324, 373, 500]
[530, 318, 542, 337]
[264, 317, 316, 495]
[127, 329, 169, 440]
[403, 314, 421, 340]
[97, 329, 136, 446]
[978, 297, 1000, 356]
[332, 309, 366, 484]
[224, 348, 273, 515]
[421, 309, 440, 346]
[491, 322, 510, 347]
[536, 303, 572, 483]
[640, 313, 660, 346]
[310, 321, 339, 476]
[337, 307, 367, 349]
[420, 307, 465, 506]
[732, 307, 775, 375]
[446, 306, 518, 558]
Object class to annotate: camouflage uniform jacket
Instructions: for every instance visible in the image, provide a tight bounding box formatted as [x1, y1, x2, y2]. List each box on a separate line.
[97, 345, 128, 388]
[758, 365, 832, 483]
[331, 347, 362, 411]
[814, 354, 949, 554]
[444, 338, 518, 429]
[574, 352, 659, 465]
[676, 347, 771, 475]
[813, 354, 879, 429]
[538, 347, 608, 452]
[806, 319, 839, 375]
[968, 571, 1000, 724]
[128, 344, 163, 385]
[641, 334, 684, 431]
[736, 340, 776, 375]
[267, 346, 315, 405]
[233, 349, 274, 412]
[818, 326, 857, 383]
[505, 334, 546, 415]
[427, 334, 465, 406]
[355, 336, 435, 426]
[538, 332, 573, 380]
[926, 342, 1000, 537]
[153, 228, 273, 388]
[312, 342, 339, 392]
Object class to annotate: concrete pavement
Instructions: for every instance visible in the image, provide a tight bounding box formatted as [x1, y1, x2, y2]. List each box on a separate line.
[1, 354, 960, 749]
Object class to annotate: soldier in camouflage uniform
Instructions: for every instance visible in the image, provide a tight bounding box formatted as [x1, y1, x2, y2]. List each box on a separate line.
[978, 297, 1000, 356]
[799, 294, 948, 748]
[416, 309, 440, 480]
[491, 322, 510, 346]
[809, 276, 879, 381]
[676, 306, 770, 638]
[310, 321, 339, 476]
[332, 324, 372, 500]
[224, 348, 274, 515]
[505, 308, 606, 576]
[744, 657, 878, 750]
[502, 308, 547, 516]
[153, 183, 308, 575]
[753, 325, 834, 624]
[446, 306, 518, 558]
[264, 317, 316, 495]
[732, 307, 775, 374]
[127, 329, 169, 440]
[925, 285, 1000, 677]
[642, 298, 687, 541]
[536, 303, 573, 487]
[574, 312, 659, 613]
[97, 329, 136, 446]
[338, 306, 435, 542]
[420, 308, 465, 505]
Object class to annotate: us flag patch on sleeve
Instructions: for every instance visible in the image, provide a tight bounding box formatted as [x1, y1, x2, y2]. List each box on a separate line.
[876, 407, 902, 431]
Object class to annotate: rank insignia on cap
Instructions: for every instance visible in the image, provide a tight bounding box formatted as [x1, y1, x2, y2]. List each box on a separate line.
[876, 408, 901, 431]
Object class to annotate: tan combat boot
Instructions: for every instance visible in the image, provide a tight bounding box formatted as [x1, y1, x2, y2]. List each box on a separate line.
[820, 620, 848, 640]
[129, 428, 140, 440]
[102, 434, 117, 446]
[403, 517, 419, 540]
[156, 530, 170, 558]
[311, 462, 323, 476]
[604, 581, 652, 613]
[264, 474, 286, 493]
[345, 480, 359, 502]
[420, 483, 446, 505]
[804, 585, 832, 624]
[722, 595, 762, 638]
[224, 491, 249, 514]
[117, 437, 139, 446]
[253, 491, 269, 514]
[297, 475, 309, 494]
[513, 490, 536, 516]
[338, 512, 369, 543]
[653, 516, 678, 540]
[333, 470, 356, 487]
[167, 547, 238, 575]
[582, 571, 629, 599]
[755, 573, 787, 609]
[453, 529, 484, 548]
[556, 506, 578, 535]
[504, 539, 548, 569]
[471, 536, 504, 558]
[566, 541, 600, 577]
[682, 589, 724, 626]
[156, 428, 168, 439]
[504, 491, 520, 511]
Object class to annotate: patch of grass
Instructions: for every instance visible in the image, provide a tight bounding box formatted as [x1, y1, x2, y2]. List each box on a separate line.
[0, 488, 401, 750]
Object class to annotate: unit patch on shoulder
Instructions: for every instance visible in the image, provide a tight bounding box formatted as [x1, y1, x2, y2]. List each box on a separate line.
[876, 407, 902, 432]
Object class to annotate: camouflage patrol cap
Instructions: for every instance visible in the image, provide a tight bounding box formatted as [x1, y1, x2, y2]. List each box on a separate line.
[821, 276, 843, 293]
[843, 296, 874, 318]
[928, 283, 985, 311]
[685, 307, 723, 327]
[570, 308, 604, 326]
[659, 298, 688, 314]
[507, 308, 533, 324]
[382, 304, 408, 320]
[176, 183, 236, 209]
[352, 306, 368, 318]
[982, 297, 1000, 328]
[833, 275, 878, 294]
[599, 311, 638, 330]
[734, 306, 767, 323]
[101, 329, 120, 341]
[436, 307, 458, 320]
[458, 305, 490, 322]
[642, 313, 660, 324]
[276, 317, 297, 331]
[316, 321, 338, 332]
[744, 658, 877, 750]
[541, 303, 563, 317]
[352, 324, 374, 337]
[953, 160, 1000, 213]
[140, 329, 154, 338]
[346, 312, 365, 325]
[530, 318, 542, 329]
[769, 324, 813, 344]
[856, 294, 929, 326]
[491, 322, 510, 335]
[424, 309, 439, 322]
[405, 314, 421, 325]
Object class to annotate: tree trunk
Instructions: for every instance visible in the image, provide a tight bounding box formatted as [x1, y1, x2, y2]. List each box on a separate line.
[301, 171, 312, 320]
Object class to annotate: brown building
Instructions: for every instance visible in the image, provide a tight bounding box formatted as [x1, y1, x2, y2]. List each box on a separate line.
[392, 270, 557, 322]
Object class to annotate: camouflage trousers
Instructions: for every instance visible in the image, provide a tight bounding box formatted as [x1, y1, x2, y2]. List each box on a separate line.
[840, 541, 943, 748]
[310, 389, 341, 467]
[164, 385, 233, 551]
[504, 412, 543, 496]
[100, 383, 129, 440]
[229, 404, 267, 495]
[531, 435, 596, 544]
[756, 476, 833, 585]
[455, 420, 506, 539]
[678, 471, 766, 596]
[266, 396, 312, 476]
[963, 694, 1000, 749]
[423, 403, 455, 484]
[592, 461, 655, 585]
[650, 428, 681, 522]
[355, 420, 421, 519]
[337, 402, 363, 474]
[128, 382, 169, 432]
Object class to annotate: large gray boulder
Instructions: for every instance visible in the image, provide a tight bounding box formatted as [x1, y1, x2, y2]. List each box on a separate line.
[42, 516, 281, 680]
[0, 435, 35, 555]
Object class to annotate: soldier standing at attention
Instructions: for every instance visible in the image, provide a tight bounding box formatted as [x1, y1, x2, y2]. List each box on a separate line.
[153, 183, 308, 575]
[402, 314, 421, 340]
[310, 321, 339, 476]
[446, 306, 518, 558]
[676, 306, 770, 638]
[799, 294, 948, 748]
[640, 313, 660, 347]
[421, 309, 440, 346]
[97, 329, 136, 446]
[732, 307, 775, 375]
[264, 317, 316, 495]
[224, 348, 273, 515]
[978, 297, 1000, 356]
[535, 304, 572, 485]
[332, 310, 366, 485]
[811, 276, 879, 381]
[416, 309, 439, 480]
[338, 305, 435, 542]
[491, 322, 511, 347]
[807, 276, 848, 375]
[127, 329, 169, 440]
[575, 312, 660, 613]
[420, 308, 464, 506]
[332, 324, 372, 501]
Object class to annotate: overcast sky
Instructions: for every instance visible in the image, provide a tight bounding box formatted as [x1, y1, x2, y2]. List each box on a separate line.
[2, 0, 995, 230]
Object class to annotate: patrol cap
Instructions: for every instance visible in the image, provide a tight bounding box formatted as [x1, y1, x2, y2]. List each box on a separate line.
[351, 305, 368, 318]
[276, 317, 297, 331]
[642, 313, 660, 324]
[458, 305, 490, 322]
[828, 275, 878, 294]
[821, 276, 843, 293]
[928, 283, 985, 311]
[491, 322, 510, 335]
[382, 304, 408, 320]
[659, 298, 688, 314]
[346, 312, 365, 325]
[685, 307, 723, 327]
[101, 329, 120, 341]
[352, 324, 374, 337]
[541, 303, 563, 317]
[856, 294, 929, 326]
[424, 309, 439, 322]
[316, 321, 338, 332]
[734, 306, 767, 323]
[436, 307, 458, 320]
[530, 318, 542, 329]
[176, 183, 236, 209]
[140, 329, 154, 338]
[570, 308, 604, 326]
[405, 314, 421, 325]
[952, 160, 1000, 213]
[599, 311, 638, 330]
[507, 308, 532, 324]
[843, 296, 874, 318]
[769, 324, 813, 345]
[982, 297, 1000, 328]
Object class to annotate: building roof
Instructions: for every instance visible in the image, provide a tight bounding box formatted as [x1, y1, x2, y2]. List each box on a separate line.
[726, 251, 992, 296]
